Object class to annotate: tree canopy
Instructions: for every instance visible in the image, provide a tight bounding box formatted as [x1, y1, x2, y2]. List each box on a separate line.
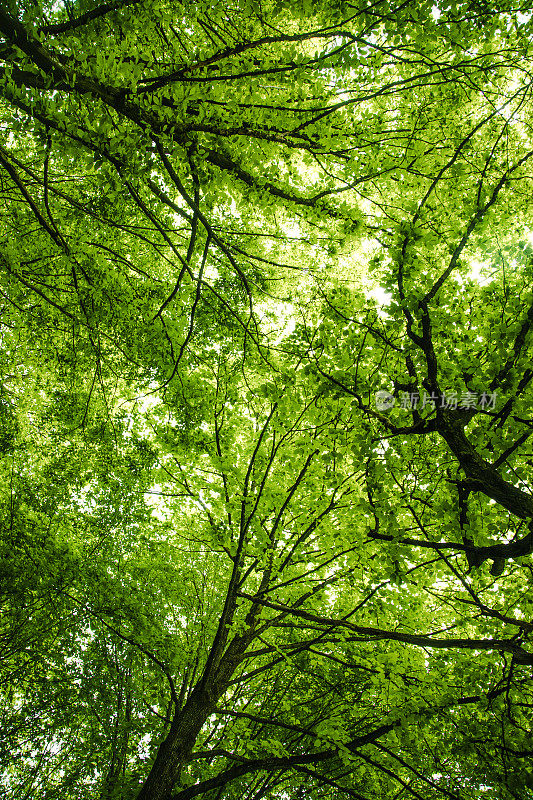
[1, 1, 533, 798]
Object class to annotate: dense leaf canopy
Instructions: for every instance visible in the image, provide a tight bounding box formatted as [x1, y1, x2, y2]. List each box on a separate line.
[1, 1, 533, 799]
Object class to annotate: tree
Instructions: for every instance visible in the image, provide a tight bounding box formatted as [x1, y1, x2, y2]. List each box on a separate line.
[1, 1, 533, 799]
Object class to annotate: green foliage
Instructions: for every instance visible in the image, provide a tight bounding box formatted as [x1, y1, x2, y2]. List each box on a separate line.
[1, 1, 533, 799]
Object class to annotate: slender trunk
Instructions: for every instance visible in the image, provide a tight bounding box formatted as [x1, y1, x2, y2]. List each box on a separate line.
[136, 685, 215, 800]
[135, 632, 252, 800]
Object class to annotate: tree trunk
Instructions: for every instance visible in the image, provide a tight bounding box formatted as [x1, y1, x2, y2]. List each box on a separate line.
[136, 632, 251, 800]
[136, 685, 214, 800]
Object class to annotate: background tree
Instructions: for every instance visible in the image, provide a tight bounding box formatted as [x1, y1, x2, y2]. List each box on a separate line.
[1, 1, 533, 799]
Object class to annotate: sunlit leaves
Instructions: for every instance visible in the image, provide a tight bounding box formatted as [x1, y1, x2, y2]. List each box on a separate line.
[1, 1, 533, 799]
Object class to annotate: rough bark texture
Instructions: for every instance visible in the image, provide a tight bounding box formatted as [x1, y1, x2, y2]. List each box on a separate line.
[136, 687, 215, 800]
[136, 631, 253, 800]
